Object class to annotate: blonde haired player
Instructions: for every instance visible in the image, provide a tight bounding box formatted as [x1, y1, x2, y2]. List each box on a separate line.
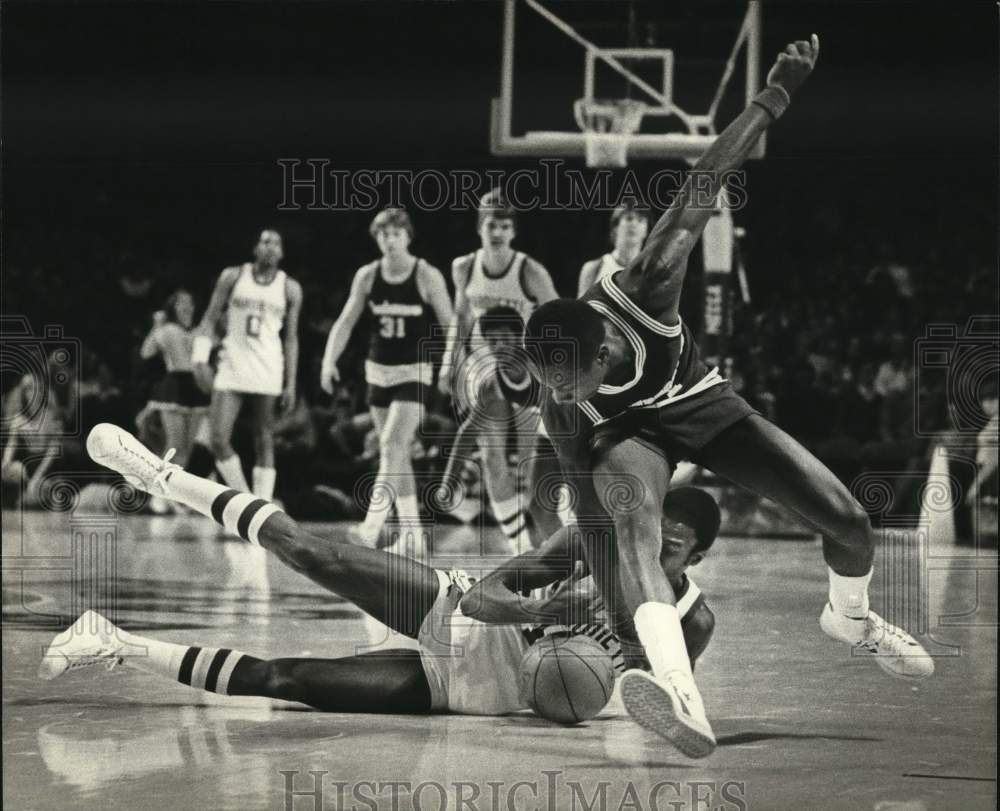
[321, 208, 453, 549]
[577, 203, 651, 297]
[192, 229, 302, 501]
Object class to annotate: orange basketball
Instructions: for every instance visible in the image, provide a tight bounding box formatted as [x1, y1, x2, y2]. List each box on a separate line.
[519, 634, 616, 724]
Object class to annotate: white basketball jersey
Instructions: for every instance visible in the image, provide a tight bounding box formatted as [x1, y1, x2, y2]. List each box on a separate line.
[214, 264, 287, 395]
[463, 249, 536, 323]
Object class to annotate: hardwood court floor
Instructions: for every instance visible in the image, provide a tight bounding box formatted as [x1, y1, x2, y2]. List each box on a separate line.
[3, 510, 996, 811]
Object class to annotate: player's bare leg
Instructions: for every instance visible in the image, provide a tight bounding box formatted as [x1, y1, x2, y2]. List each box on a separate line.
[697, 414, 933, 678]
[250, 394, 277, 501]
[209, 389, 249, 492]
[40, 607, 434, 712]
[591, 438, 716, 757]
[357, 400, 424, 555]
[478, 430, 532, 555]
[159, 410, 194, 468]
[84, 423, 442, 629]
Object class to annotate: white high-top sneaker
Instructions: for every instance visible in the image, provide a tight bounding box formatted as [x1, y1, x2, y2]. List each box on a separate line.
[87, 423, 180, 496]
[38, 611, 136, 680]
[619, 668, 717, 758]
[820, 603, 935, 680]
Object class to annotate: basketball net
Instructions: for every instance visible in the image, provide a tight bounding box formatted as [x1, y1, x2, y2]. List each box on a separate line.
[573, 98, 647, 168]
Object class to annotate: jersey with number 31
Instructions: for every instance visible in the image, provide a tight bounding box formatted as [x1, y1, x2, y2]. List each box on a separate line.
[216, 263, 287, 395]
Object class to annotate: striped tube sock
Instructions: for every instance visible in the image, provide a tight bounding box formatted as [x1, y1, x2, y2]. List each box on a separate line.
[161, 468, 280, 546]
[490, 495, 531, 554]
[120, 631, 250, 696]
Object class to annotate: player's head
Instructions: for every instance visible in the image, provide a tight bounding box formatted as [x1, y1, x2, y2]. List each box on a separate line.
[254, 229, 283, 267]
[164, 289, 196, 329]
[477, 305, 525, 353]
[370, 207, 414, 256]
[524, 299, 609, 403]
[658, 487, 721, 576]
[478, 188, 517, 249]
[610, 202, 650, 247]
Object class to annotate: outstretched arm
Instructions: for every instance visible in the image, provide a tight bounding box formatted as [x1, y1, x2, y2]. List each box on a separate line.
[191, 267, 240, 391]
[438, 257, 471, 396]
[319, 266, 373, 395]
[280, 278, 303, 414]
[619, 35, 819, 322]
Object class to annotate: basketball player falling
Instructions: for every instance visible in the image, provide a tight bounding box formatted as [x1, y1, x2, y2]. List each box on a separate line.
[321, 208, 453, 548]
[192, 229, 302, 502]
[439, 190, 559, 552]
[42, 423, 716, 718]
[577, 203, 651, 296]
[525, 35, 933, 758]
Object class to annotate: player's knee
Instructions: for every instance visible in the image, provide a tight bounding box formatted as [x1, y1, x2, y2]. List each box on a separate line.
[829, 492, 872, 546]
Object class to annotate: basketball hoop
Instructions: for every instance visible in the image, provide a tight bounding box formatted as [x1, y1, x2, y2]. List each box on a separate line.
[573, 98, 647, 168]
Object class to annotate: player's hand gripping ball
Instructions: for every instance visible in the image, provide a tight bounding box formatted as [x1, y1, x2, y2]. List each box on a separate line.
[519, 634, 615, 724]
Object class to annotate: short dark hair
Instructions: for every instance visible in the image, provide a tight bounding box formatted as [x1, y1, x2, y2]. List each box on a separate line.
[369, 207, 414, 240]
[524, 299, 605, 370]
[478, 188, 517, 228]
[478, 305, 524, 338]
[662, 486, 721, 554]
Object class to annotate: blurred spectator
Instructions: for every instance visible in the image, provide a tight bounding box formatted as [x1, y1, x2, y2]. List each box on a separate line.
[874, 332, 913, 441]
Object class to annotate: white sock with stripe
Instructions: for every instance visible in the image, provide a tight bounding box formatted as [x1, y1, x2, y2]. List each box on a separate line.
[633, 602, 693, 681]
[161, 468, 280, 546]
[120, 631, 246, 696]
[215, 454, 249, 492]
[828, 567, 872, 617]
[490, 494, 531, 554]
[252, 466, 276, 501]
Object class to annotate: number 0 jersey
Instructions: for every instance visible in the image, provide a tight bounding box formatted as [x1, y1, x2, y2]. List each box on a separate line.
[214, 263, 287, 396]
[365, 258, 434, 388]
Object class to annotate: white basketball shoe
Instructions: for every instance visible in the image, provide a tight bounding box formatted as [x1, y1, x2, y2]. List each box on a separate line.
[820, 603, 935, 680]
[87, 423, 180, 496]
[619, 669, 716, 758]
[38, 611, 135, 681]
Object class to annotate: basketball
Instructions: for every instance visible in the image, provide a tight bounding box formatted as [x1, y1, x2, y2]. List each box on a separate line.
[519, 634, 616, 724]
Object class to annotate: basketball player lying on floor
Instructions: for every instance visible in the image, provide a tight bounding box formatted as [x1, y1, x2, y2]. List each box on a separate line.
[39, 423, 716, 718]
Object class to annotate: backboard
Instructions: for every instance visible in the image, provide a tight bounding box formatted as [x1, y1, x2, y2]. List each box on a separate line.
[490, 0, 764, 165]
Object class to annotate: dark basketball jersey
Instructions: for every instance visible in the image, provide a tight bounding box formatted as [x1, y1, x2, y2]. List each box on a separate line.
[576, 272, 725, 427]
[366, 259, 434, 366]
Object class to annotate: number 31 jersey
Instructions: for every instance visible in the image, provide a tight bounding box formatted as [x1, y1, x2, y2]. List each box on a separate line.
[215, 263, 288, 396]
[365, 259, 434, 387]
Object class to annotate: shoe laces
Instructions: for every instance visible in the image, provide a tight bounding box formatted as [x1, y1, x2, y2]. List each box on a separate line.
[863, 615, 916, 652]
[152, 448, 178, 490]
[66, 644, 122, 672]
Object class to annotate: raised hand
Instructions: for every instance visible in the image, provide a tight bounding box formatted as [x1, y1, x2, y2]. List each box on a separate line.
[766, 34, 820, 96]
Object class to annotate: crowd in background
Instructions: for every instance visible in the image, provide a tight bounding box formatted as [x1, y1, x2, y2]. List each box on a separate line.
[3, 165, 996, 527]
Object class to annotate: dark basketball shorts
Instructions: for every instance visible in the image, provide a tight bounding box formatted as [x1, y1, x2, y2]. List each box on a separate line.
[589, 381, 758, 467]
[367, 381, 428, 409]
[149, 371, 210, 412]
